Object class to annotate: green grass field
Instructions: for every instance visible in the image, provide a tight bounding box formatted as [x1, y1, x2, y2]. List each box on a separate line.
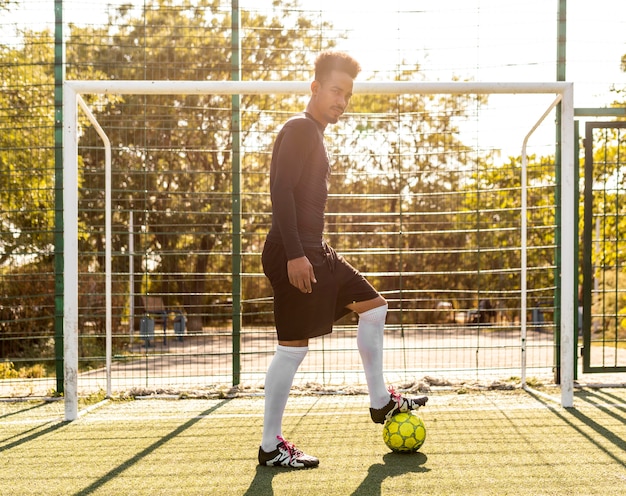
[2, 387, 626, 495]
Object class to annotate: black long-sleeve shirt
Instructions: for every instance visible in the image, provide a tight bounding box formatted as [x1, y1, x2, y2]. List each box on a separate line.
[266, 112, 330, 260]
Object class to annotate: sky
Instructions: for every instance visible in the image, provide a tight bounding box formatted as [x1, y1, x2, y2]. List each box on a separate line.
[311, 0, 625, 104]
[3, 0, 626, 156]
[3, 0, 625, 99]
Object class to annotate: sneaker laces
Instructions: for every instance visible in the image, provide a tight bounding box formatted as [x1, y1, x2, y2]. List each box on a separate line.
[276, 435, 302, 462]
[388, 386, 403, 406]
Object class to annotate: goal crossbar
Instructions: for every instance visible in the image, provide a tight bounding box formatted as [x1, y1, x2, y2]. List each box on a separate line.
[62, 80, 575, 420]
[66, 80, 570, 95]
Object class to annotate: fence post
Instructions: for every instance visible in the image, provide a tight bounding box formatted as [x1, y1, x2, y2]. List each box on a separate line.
[53, 0, 65, 395]
[231, 0, 242, 386]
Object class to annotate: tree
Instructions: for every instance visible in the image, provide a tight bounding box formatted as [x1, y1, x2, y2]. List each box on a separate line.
[462, 153, 558, 320]
[2, 0, 552, 349]
[0, 31, 55, 267]
[67, 0, 338, 331]
[0, 29, 57, 359]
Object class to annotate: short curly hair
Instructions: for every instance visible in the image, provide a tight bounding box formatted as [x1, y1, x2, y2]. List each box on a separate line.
[314, 51, 361, 82]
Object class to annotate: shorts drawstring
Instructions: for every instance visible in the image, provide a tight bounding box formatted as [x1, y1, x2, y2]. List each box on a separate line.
[322, 241, 337, 273]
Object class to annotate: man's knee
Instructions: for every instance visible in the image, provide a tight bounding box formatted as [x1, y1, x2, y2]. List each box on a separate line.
[348, 295, 386, 315]
[358, 303, 388, 324]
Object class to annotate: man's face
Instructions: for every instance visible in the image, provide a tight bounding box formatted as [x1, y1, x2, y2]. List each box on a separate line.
[310, 69, 354, 126]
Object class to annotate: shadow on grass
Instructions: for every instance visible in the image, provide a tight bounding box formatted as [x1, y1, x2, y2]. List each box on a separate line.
[0, 399, 56, 420]
[0, 400, 67, 449]
[242, 465, 279, 496]
[242, 451, 429, 496]
[350, 452, 429, 496]
[0, 420, 69, 452]
[525, 388, 626, 467]
[576, 387, 626, 412]
[72, 399, 231, 496]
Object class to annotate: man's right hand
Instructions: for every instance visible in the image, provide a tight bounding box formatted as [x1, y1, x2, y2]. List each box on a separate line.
[287, 256, 317, 293]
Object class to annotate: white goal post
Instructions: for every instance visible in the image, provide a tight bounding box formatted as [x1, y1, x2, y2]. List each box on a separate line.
[63, 80, 575, 420]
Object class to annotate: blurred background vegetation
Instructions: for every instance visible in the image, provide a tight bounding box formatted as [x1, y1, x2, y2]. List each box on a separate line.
[1, 0, 625, 382]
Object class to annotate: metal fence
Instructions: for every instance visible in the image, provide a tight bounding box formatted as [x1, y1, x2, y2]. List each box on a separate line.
[1, 0, 624, 397]
[582, 121, 626, 374]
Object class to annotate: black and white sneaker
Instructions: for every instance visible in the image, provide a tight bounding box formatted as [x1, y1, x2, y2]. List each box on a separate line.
[258, 436, 319, 469]
[369, 386, 428, 424]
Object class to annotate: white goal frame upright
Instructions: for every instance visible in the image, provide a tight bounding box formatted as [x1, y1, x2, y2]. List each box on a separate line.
[63, 80, 575, 420]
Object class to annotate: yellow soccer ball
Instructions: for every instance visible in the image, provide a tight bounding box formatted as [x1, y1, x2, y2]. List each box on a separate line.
[382, 411, 426, 453]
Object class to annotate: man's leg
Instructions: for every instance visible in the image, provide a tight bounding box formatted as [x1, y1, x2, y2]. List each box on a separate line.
[356, 303, 392, 409]
[350, 296, 428, 424]
[261, 343, 308, 451]
[259, 340, 319, 468]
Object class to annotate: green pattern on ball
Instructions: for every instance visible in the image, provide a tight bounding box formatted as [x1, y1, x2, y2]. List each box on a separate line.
[382, 411, 426, 452]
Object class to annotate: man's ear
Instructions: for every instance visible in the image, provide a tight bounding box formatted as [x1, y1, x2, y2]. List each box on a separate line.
[310, 80, 320, 96]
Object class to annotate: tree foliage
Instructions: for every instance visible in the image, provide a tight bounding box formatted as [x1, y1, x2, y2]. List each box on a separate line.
[66, 0, 340, 331]
[1, 0, 573, 356]
[0, 31, 55, 267]
[0, 28, 57, 360]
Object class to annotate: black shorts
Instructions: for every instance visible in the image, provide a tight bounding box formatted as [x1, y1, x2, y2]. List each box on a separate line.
[262, 240, 380, 341]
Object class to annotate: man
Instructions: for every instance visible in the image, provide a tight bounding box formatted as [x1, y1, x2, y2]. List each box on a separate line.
[259, 51, 427, 469]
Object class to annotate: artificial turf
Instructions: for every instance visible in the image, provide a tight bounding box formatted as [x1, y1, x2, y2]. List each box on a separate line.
[2, 387, 626, 495]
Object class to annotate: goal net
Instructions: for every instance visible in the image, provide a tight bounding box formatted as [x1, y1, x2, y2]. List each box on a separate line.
[62, 80, 575, 420]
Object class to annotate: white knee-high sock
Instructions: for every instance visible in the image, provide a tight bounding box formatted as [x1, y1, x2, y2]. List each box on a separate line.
[261, 344, 308, 451]
[357, 304, 390, 409]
